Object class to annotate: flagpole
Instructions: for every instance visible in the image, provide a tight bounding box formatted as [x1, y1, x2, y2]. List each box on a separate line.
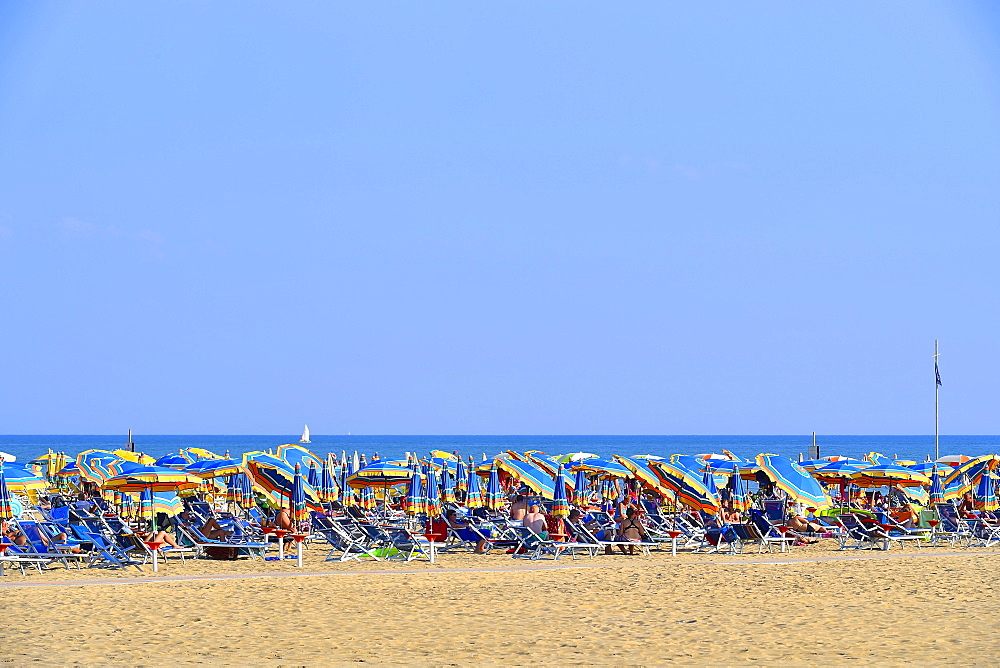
[934, 340, 940, 462]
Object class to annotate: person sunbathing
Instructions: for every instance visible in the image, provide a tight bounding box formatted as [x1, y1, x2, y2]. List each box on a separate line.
[509, 495, 528, 522]
[616, 507, 646, 555]
[523, 504, 547, 537]
[444, 509, 488, 554]
[1, 521, 27, 547]
[717, 501, 741, 525]
[178, 511, 232, 540]
[146, 530, 181, 549]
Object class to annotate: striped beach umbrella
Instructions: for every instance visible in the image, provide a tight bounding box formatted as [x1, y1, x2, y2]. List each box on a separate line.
[551, 466, 570, 518]
[440, 468, 456, 504]
[246, 459, 323, 511]
[944, 476, 969, 502]
[724, 468, 751, 512]
[496, 458, 555, 500]
[570, 458, 631, 479]
[404, 470, 427, 516]
[851, 464, 931, 488]
[485, 461, 505, 511]
[974, 473, 998, 512]
[863, 452, 891, 466]
[290, 464, 307, 526]
[944, 455, 1000, 486]
[184, 458, 244, 479]
[465, 465, 484, 508]
[571, 467, 590, 506]
[307, 462, 321, 489]
[277, 444, 324, 473]
[812, 460, 868, 484]
[347, 463, 414, 488]
[928, 468, 945, 505]
[0, 463, 13, 519]
[425, 468, 441, 518]
[76, 450, 122, 484]
[154, 453, 191, 469]
[227, 473, 255, 509]
[613, 455, 668, 496]
[755, 455, 832, 510]
[358, 485, 376, 510]
[648, 460, 719, 514]
[1, 464, 49, 492]
[455, 457, 468, 496]
[321, 461, 336, 504]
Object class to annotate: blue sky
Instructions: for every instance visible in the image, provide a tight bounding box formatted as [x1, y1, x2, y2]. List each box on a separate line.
[1, 2, 999, 435]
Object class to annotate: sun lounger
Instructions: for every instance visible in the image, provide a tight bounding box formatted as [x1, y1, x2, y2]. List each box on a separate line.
[317, 523, 382, 562]
[509, 526, 572, 560]
[176, 522, 268, 560]
[748, 510, 796, 552]
[566, 520, 653, 556]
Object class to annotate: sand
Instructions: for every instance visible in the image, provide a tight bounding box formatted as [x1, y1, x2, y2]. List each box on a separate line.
[2, 542, 999, 665]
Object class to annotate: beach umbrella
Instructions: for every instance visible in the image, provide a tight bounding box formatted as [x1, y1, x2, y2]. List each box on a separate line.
[139, 488, 183, 518]
[103, 465, 203, 532]
[974, 473, 998, 512]
[796, 459, 829, 472]
[485, 461, 505, 511]
[936, 454, 973, 467]
[851, 464, 931, 488]
[277, 444, 324, 472]
[347, 462, 415, 488]
[647, 460, 719, 514]
[551, 466, 570, 518]
[184, 458, 244, 479]
[812, 460, 868, 484]
[908, 461, 937, 476]
[403, 470, 427, 516]
[76, 450, 122, 484]
[944, 476, 970, 502]
[321, 461, 336, 504]
[183, 447, 223, 461]
[944, 455, 1000, 486]
[154, 453, 191, 469]
[455, 458, 468, 496]
[0, 464, 49, 492]
[701, 468, 719, 498]
[227, 473, 255, 510]
[613, 455, 669, 495]
[822, 456, 861, 462]
[496, 458, 555, 500]
[863, 452, 891, 466]
[440, 469, 456, 504]
[0, 463, 13, 519]
[358, 485, 376, 510]
[755, 455, 833, 509]
[425, 468, 441, 518]
[724, 469, 751, 513]
[555, 452, 599, 463]
[570, 458, 631, 479]
[55, 461, 80, 478]
[522, 452, 558, 477]
[465, 465, 484, 508]
[290, 464, 308, 527]
[571, 467, 590, 506]
[928, 468, 945, 505]
[307, 462, 321, 490]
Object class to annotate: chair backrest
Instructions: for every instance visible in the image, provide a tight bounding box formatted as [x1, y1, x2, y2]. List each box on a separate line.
[730, 523, 761, 542]
[762, 500, 786, 522]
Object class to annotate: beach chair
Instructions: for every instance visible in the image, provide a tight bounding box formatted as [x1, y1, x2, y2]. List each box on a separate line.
[15, 520, 89, 569]
[509, 526, 571, 560]
[967, 518, 1000, 548]
[175, 521, 268, 560]
[837, 514, 888, 550]
[0, 543, 55, 575]
[729, 523, 775, 554]
[68, 523, 144, 570]
[317, 523, 382, 562]
[747, 510, 796, 552]
[934, 503, 973, 547]
[567, 520, 653, 556]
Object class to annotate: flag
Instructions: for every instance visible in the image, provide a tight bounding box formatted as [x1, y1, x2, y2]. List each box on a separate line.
[935, 361, 942, 387]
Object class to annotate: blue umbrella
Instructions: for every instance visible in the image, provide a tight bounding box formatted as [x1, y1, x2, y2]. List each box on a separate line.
[426, 468, 441, 518]
[485, 460, 505, 510]
[404, 469, 427, 516]
[290, 464, 307, 527]
[928, 467, 945, 505]
[307, 462, 321, 489]
[466, 465, 484, 508]
[154, 453, 191, 469]
[440, 468, 456, 504]
[551, 465, 570, 517]
[572, 467, 590, 506]
[455, 457, 468, 496]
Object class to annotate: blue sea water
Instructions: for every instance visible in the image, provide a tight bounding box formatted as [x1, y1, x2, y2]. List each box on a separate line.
[0, 434, 998, 464]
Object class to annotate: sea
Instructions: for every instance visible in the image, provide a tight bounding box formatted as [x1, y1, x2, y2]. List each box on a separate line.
[0, 434, 998, 464]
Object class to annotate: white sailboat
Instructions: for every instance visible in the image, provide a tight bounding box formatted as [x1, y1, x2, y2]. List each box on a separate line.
[299, 425, 311, 444]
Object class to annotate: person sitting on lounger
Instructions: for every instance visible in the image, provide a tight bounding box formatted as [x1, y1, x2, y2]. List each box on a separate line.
[523, 504, 548, 538]
[717, 501, 741, 525]
[178, 511, 231, 541]
[1, 520, 27, 546]
[147, 530, 181, 549]
[509, 495, 528, 522]
[616, 507, 647, 555]
[444, 509, 488, 554]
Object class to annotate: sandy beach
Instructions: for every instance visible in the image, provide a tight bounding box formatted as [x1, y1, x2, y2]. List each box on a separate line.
[3, 544, 999, 665]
